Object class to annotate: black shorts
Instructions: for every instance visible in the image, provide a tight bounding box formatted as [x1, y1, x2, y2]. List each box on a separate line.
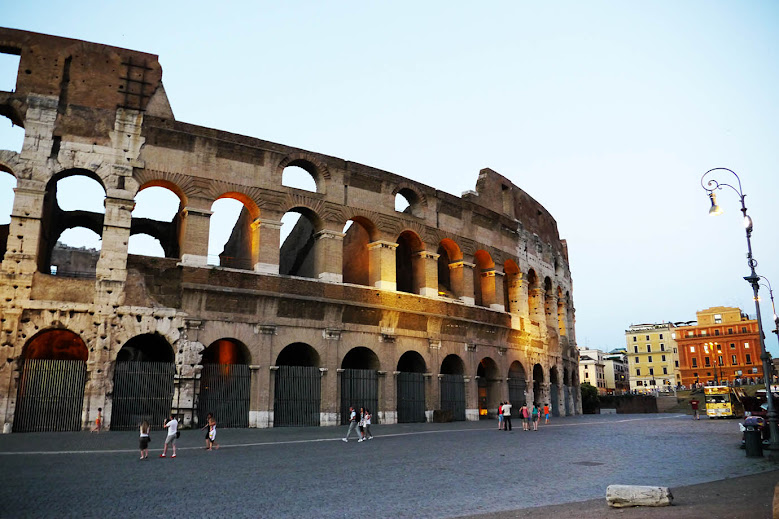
[139, 436, 150, 449]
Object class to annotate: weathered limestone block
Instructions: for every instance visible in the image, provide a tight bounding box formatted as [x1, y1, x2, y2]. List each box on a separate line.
[606, 485, 673, 508]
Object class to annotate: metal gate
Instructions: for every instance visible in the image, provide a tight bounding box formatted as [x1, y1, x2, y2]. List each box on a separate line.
[397, 372, 425, 423]
[111, 361, 175, 431]
[508, 376, 527, 417]
[14, 359, 86, 432]
[564, 385, 571, 415]
[551, 384, 559, 416]
[197, 363, 250, 428]
[440, 374, 465, 421]
[340, 369, 378, 425]
[274, 365, 321, 427]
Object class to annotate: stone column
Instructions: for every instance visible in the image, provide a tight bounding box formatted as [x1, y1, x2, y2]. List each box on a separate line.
[378, 371, 394, 424]
[314, 229, 344, 283]
[248, 364, 261, 427]
[179, 201, 213, 267]
[367, 240, 398, 291]
[414, 250, 439, 297]
[95, 194, 133, 307]
[255, 218, 282, 275]
[1, 181, 46, 276]
[450, 261, 475, 305]
[529, 287, 544, 324]
[491, 270, 505, 312]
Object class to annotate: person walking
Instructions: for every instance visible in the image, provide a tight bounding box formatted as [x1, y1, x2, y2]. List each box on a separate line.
[362, 408, 373, 440]
[498, 402, 504, 430]
[139, 419, 150, 459]
[502, 401, 512, 431]
[690, 398, 700, 420]
[160, 414, 178, 458]
[91, 408, 102, 433]
[543, 403, 550, 424]
[201, 412, 213, 449]
[207, 414, 219, 450]
[532, 403, 540, 431]
[342, 406, 361, 442]
[520, 403, 529, 431]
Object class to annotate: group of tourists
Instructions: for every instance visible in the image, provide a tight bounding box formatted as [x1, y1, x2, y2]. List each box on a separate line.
[342, 406, 373, 442]
[138, 412, 218, 459]
[498, 402, 550, 431]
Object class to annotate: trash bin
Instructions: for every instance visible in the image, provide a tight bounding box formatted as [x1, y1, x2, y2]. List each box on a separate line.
[745, 426, 763, 457]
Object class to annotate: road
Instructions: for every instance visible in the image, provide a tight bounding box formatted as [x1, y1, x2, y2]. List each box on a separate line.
[0, 413, 775, 518]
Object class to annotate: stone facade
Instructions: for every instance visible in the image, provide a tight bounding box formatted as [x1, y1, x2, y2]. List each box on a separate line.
[0, 28, 580, 431]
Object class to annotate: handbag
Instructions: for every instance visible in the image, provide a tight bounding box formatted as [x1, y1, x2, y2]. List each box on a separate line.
[176, 430, 180, 438]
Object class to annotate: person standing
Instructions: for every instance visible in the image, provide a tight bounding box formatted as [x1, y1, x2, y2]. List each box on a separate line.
[532, 403, 540, 431]
[342, 406, 361, 442]
[497, 402, 504, 430]
[160, 414, 178, 458]
[201, 412, 213, 449]
[139, 420, 150, 460]
[520, 404, 529, 431]
[362, 408, 373, 440]
[502, 401, 512, 431]
[543, 403, 550, 424]
[690, 398, 700, 420]
[207, 414, 219, 450]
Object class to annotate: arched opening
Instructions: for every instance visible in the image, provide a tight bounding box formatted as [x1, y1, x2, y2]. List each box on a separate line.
[282, 165, 317, 192]
[274, 343, 321, 427]
[197, 338, 251, 428]
[556, 287, 566, 336]
[550, 366, 561, 417]
[279, 207, 321, 278]
[396, 230, 424, 294]
[476, 357, 499, 418]
[508, 361, 527, 413]
[342, 217, 376, 286]
[14, 329, 88, 432]
[473, 249, 495, 307]
[397, 351, 427, 423]
[209, 194, 260, 270]
[437, 239, 462, 298]
[544, 277, 555, 326]
[394, 187, 422, 218]
[38, 171, 106, 277]
[564, 366, 572, 415]
[527, 269, 540, 321]
[532, 363, 544, 406]
[503, 260, 521, 314]
[340, 347, 380, 424]
[129, 185, 183, 259]
[440, 354, 465, 421]
[0, 51, 24, 153]
[111, 333, 175, 431]
[0, 170, 16, 262]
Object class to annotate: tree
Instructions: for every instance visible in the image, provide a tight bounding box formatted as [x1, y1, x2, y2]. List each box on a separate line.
[580, 382, 600, 414]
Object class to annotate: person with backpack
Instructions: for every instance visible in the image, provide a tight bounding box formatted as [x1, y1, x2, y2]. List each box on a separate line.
[532, 403, 540, 431]
[520, 403, 529, 431]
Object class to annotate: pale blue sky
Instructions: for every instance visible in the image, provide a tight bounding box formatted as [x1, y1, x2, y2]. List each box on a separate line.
[1, 1, 779, 355]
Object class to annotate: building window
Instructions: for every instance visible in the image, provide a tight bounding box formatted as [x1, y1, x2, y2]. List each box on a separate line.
[744, 342, 750, 349]
[660, 344, 665, 351]
[701, 330, 707, 336]
[728, 328, 733, 334]
[693, 372, 698, 378]
[674, 347, 677, 354]
[692, 358, 698, 367]
[705, 357, 711, 367]
[690, 346, 695, 353]
[746, 354, 752, 364]
[688, 331, 693, 337]
[659, 333, 664, 339]
[714, 314, 722, 324]
[663, 367, 668, 375]
[633, 336, 637, 342]
[661, 355, 666, 362]
[646, 335, 650, 340]
[647, 345, 651, 353]
[732, 355, 737, 365]
[715, 329, 720, 336]
[718, 355, 724, 365]
[649, 368, 654, 376]
[634, 346, 638, 353]
[635, 357, 639, 364]
[648, 356, 653, 363]
[675, 360, 679, 368]
[730, 343, 735, 349]
[742, 326, 747, 333]
[637, 380, 643, 386]
[636, 369, 641, 376]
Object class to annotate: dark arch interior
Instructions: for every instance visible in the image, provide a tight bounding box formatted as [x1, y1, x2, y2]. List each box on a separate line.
[342, 219, 371, 286]
[477, 357, 498, 379]
[436, 245, 452, 296]
[201, 338, 249, 365]
[117, 333, 174, 362]
[441, 354, 464, 375]
[24, 329, 88, 361]
[509, 361, 526, 379]
[397, 351, 426, 373]
[341, 347, 380, 370]
[276, 342, 320, 367]
[533, 364, 544, 383]
[550, 367, 560, 385]
[396, 233, 416, 294]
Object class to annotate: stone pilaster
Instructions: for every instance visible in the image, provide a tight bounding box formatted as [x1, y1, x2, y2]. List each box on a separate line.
[367, 240, 398, 291]
[450, 261, 475, 305]
[414, 250, 439, 297]
[314, 229, 344, 283]
[255, 218, 282, 275]
[179, 203, 213, 267]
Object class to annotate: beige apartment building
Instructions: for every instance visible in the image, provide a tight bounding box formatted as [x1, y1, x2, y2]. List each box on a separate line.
[625, 323, 680, 392]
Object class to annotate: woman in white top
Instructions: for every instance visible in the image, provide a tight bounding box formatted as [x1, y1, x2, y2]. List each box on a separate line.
[361, 409, 373, 440]
[139, 420, 150, 459]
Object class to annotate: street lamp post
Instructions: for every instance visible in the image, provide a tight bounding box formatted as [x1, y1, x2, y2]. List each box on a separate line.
[701, 167, 779, 460]
[759, 276, 779, 382]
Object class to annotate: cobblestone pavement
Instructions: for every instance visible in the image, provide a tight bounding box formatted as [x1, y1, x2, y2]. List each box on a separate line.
[1, 413, 775, 518]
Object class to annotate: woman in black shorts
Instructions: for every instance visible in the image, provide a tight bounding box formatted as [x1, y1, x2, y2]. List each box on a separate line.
[139, 420, 150, 459]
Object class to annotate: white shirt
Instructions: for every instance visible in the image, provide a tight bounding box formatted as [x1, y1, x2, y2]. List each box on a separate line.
[502, 403, 512, 416]
[165, 418, 178, 436]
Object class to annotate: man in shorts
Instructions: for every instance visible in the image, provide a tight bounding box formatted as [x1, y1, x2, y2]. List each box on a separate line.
[160, 414, 178, 458]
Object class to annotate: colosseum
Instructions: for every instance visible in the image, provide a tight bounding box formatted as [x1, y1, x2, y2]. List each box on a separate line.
[0, 28, 580, 432]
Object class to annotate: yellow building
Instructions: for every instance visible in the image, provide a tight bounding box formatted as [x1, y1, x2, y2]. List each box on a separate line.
[625, 323, 680, 392]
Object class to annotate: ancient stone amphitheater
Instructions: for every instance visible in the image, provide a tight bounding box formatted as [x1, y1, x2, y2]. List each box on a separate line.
[0, 28, 580, 432]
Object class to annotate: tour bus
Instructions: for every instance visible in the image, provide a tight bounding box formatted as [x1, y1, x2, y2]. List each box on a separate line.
[704, 386, 745, 418]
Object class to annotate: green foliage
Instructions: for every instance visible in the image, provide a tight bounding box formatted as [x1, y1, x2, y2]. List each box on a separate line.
[580, 382, 600, 414]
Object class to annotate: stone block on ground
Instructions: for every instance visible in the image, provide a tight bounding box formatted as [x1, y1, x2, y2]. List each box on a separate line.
[606, 485, 673, 508]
